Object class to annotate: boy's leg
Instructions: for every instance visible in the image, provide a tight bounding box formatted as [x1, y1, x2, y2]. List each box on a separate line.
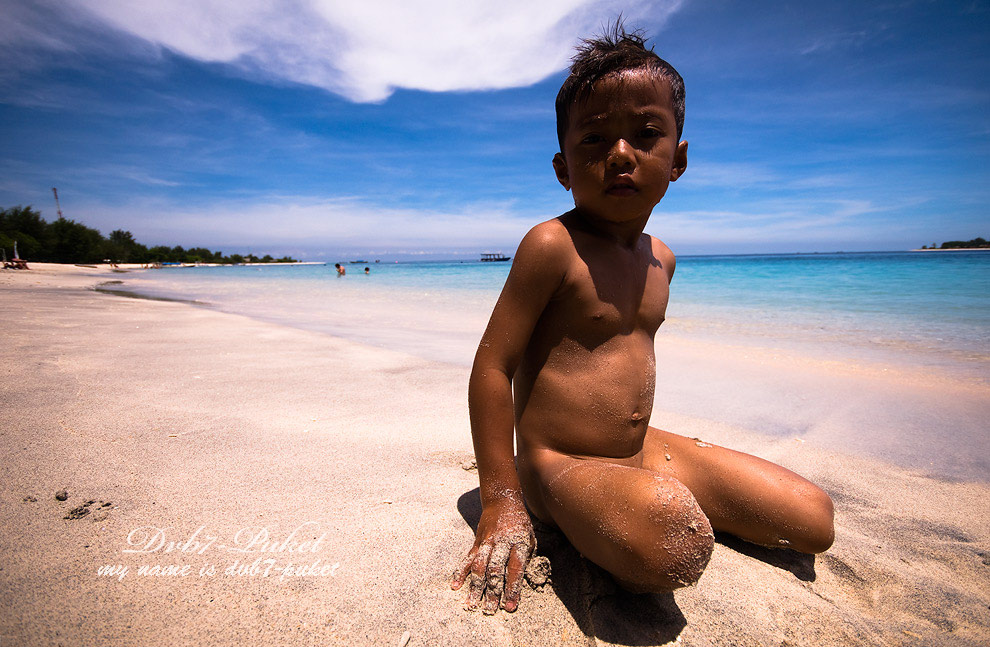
[641, 427, 834, 553]
[528, 451, 715, 591]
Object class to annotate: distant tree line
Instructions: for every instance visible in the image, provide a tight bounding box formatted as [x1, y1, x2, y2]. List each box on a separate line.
[1, 206, 297, 264]
[920, 237, 989, 250]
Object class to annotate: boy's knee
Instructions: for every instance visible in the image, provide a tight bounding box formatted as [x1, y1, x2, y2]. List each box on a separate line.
[624, 476, 715, 591]
[788, 484, 835, 554]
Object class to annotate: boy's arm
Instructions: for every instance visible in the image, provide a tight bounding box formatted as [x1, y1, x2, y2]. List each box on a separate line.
[451, 222, 568, 614]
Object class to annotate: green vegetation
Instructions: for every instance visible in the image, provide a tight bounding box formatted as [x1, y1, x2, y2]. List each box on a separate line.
[920, 237, 988, 250]
[1, 206, 297, 264]
[938, 237, 988, 249]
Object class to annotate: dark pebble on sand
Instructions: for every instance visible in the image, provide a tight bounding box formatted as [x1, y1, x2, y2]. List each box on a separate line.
[55, 490, 68, 501]
[23, 495, 37, 502]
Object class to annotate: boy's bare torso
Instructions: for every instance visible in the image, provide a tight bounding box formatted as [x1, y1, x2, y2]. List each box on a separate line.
[513, 211, 674, 519]
[454, 42, 834, 613]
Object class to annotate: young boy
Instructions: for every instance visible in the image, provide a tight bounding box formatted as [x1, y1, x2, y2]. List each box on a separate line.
[451, 26, 834, 615]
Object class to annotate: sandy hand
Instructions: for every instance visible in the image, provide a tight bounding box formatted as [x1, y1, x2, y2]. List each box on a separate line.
[451, 495, 535, 614]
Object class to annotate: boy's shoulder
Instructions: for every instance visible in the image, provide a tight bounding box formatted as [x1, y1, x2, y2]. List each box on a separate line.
[523, 215, 571, 244]
[505, 217, 579, 298]
[516, 213, 676, 282]
[515, 216, 575, 264]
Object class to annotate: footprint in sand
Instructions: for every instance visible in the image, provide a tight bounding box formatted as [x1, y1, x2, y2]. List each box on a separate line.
[916, 520, 971, 543]
[820, 554, 866, 583]
[62, 498, 114, 521]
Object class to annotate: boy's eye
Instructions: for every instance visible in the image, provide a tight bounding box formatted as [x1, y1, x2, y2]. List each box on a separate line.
[639, 126, 662, 138]
[580, 133, 604, 145]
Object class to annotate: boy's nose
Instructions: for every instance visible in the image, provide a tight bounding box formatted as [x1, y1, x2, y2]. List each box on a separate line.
[607, 139, 635, 169]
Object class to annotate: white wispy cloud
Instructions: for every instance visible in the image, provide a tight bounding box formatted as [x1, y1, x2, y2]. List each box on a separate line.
[679, 161, 778, 188]
[57, 0, 681, 102]
[70, 194, 536, 252]
[799, 29, 872, 56]
[72, 191, 909, 255]
[653, 197, 893, 244]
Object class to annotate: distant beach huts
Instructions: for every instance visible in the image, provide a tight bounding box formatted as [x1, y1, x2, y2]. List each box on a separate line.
[480, 253, 511, 262]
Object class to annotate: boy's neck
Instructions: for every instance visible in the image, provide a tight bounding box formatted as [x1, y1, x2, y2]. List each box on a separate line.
[567, 208, 650, 248]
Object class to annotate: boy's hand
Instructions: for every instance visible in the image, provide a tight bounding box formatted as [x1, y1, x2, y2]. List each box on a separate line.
[451, 495, 535, 614]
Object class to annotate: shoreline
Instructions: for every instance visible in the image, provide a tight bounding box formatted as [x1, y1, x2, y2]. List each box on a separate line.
[2, 263, 989, 645]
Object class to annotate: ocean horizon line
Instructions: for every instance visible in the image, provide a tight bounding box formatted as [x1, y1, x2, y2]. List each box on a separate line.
[158, 248, 985, 266]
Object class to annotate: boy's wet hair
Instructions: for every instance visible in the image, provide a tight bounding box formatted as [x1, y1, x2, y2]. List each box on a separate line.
[555, 22, 685, 151]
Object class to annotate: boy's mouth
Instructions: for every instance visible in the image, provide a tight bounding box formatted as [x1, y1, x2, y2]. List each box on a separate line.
[606, 178, 637, 196]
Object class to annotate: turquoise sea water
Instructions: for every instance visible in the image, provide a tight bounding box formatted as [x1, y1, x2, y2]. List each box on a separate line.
[669, 251, 990, 368]
[112, 251, 990, 378]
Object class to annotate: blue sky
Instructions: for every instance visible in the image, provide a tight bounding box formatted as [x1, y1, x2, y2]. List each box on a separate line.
[2, 0, 988, 259]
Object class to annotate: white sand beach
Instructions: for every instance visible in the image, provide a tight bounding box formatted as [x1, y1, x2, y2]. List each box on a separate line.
[1, 264, 988, 646]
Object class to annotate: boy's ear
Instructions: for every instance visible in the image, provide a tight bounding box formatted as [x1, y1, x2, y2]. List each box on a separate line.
[552, 152, 571, 191]
[669, 140, 688, 182]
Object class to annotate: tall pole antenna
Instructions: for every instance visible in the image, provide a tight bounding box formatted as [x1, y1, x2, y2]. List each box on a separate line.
[52, 187, 64, 220]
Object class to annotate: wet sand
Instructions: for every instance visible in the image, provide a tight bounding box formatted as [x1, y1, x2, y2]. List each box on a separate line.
[1, 264, 988, 646]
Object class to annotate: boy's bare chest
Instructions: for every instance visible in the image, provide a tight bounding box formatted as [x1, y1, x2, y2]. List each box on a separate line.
[549, 261, 669, 340]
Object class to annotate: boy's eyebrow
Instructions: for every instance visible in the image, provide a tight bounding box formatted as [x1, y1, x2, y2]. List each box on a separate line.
[574, 109, 671, 128]
[575, 114, 609, 127]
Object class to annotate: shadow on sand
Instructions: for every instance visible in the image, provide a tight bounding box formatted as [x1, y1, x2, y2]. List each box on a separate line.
[713, 531, 818, 581]
[457, 488, 819, 644]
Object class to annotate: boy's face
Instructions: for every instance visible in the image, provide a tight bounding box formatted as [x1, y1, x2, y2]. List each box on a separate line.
[553, 70, 687, 228]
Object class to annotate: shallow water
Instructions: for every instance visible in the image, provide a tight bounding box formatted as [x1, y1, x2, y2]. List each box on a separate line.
[666, 251, 990, 377]
[114, 251, 990, 380]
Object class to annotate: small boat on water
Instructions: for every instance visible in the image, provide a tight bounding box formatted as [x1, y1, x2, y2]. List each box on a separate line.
[480, 252, 511, 262]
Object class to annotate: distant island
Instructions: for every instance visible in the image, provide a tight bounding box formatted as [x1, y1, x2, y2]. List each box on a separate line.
[917, 237, 989, 250]
[1, 205, 297, 265]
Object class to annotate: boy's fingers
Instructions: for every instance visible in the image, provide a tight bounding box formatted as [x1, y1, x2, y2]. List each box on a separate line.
[465, 572, 485, 610]
[501, 544, 527, 612]
[463, 543, 492, 610]
[450, 549, 476, 590]
[481, 582, 501, 615]
[482, 542, 510, 615]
